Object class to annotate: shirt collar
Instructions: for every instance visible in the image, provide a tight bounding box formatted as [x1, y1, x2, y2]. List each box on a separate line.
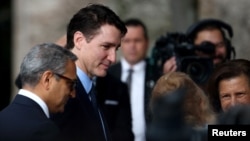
[18, 89, 50, 118]
[121, 57, 146, 72]
[76, 67, 92, 93]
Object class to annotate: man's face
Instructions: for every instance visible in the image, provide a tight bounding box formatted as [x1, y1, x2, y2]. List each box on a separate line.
[194, 29, 227, 65]
[219, 74, 250, 112]
[74, 24, 123, 78]
[48, 60, 77, 113]
[121, 25, 148, 65]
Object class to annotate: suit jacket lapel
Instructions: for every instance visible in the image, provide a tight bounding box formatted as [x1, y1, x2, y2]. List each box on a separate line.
[75, 78, 97, 118]
[76, 78, 112, 141]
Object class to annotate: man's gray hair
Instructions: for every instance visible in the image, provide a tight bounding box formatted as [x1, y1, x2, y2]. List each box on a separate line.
[19, 43, 77, 87]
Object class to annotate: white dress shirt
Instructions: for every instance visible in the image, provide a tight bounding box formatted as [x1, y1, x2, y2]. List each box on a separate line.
[121, 57, 146, 141]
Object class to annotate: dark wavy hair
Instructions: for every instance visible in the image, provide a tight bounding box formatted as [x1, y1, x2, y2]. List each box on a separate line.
[66, 3, 127, 49]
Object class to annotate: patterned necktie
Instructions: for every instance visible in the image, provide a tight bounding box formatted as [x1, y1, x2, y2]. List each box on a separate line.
[126, 68, 133, 94]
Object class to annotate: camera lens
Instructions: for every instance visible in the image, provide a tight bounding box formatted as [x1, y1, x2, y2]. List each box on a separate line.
[180, 57, 213, 84]
[186, 62, 207, 83]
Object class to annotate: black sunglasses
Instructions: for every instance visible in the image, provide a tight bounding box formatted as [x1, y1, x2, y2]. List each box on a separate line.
[54, 73, 77, 91]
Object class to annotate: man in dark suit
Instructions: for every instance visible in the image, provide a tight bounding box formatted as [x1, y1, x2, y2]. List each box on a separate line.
[51, 4, 127, 141]
[108, 18, 155, 141]
[0, 43, 77, 141]
[53, 34, 134, 141]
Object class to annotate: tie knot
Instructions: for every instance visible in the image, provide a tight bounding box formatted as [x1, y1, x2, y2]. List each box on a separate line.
[128, 68, 133, 73]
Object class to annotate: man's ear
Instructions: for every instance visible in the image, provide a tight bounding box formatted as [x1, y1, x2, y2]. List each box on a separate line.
[74, 31, 86, 50]
[40, 71, 54, 90]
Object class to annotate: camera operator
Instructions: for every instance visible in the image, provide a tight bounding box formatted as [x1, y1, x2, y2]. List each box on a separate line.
[162, 18, 235, 74]
[150, 32, 215, 86]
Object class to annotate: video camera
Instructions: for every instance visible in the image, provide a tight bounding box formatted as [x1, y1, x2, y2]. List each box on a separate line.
[150, 32, 214, 85]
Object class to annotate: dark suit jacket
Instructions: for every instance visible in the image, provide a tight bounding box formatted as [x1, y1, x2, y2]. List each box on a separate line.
[108, 59, 155, 127]
[96, 73, 134, 141]
[0, 95, 60, 141]
[51, 78, 111, 141]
